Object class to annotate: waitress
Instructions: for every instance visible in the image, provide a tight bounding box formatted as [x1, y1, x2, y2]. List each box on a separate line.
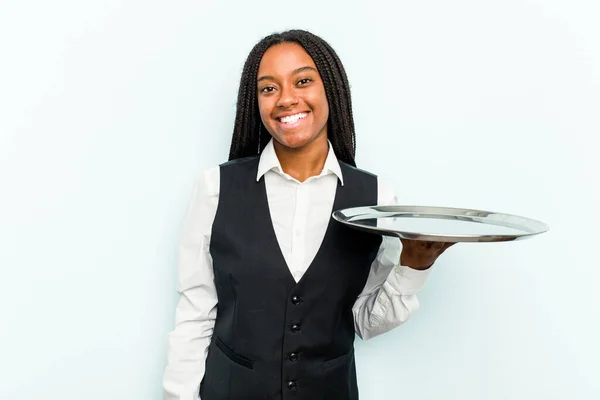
[163, 29, 454, 400]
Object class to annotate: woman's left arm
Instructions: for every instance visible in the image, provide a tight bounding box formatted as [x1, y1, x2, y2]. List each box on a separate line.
[352, 179, 454, 340]
[352, 237, 429, 340]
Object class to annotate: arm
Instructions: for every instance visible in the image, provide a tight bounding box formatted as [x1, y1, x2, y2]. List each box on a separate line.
[352, 237, 431, 340]
[352, 178, 431, 340]
[163, 167, 219, 400]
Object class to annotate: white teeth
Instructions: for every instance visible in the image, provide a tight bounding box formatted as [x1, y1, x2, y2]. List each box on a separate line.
[279, 113, 307, 124]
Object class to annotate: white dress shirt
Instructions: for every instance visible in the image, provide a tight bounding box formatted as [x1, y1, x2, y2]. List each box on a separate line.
[163, 139, 431, 400]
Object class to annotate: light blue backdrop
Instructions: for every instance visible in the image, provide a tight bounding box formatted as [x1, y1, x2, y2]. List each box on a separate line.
[1, 0, 598, 399]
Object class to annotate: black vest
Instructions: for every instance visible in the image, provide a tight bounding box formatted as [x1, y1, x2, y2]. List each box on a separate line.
[200, 156, 382, 400]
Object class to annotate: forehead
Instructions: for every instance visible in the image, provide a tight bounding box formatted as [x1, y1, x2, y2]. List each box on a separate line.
[257, 42, 317, 76]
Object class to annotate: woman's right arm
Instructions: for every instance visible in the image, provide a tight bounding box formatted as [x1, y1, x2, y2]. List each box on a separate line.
[163, 167, 220, 400]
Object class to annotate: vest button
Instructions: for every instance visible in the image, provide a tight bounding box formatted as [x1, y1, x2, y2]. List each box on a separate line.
[291, 324, 301, 334]
[291, 295, 302, 305]
[289, 352, 299, 362]
[287, 380, 297, 390]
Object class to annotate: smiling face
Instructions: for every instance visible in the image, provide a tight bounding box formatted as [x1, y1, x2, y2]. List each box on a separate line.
[256, 42, 329, 150]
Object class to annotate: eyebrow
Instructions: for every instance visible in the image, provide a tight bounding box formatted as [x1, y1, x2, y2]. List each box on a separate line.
[257, 66, 318, 83]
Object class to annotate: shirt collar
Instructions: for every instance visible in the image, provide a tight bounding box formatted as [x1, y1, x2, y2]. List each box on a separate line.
[256, 138, 345, 186]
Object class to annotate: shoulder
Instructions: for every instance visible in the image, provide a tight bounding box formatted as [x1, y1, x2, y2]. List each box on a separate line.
[338, 162, 397, 205]
[192, 165, 220, 199]
[219, 156, 260, 170]
[216, 156, 261, 185]
[194, 156, 261, 197]
[338, 161, 378, 179]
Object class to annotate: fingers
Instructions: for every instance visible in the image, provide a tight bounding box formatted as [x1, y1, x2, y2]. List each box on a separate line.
[400, 239, 436, 251]
[431, 241, 457, 254]
[400, 239, 457, 253]
[398, 239, 457, 268]
[428, 241, 444, 251]
[441, 242, 457, 251]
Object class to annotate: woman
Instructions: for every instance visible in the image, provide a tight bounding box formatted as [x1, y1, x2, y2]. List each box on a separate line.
[163, 29, 454, 400]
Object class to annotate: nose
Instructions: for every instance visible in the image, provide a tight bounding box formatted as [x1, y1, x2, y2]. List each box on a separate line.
[277, 84, 299, 108]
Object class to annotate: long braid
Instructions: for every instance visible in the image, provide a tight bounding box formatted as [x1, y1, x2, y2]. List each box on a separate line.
[228, 30, 357, 167]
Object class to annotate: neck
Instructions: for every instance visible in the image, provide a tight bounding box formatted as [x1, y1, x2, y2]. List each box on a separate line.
[273, 134, 329, 183]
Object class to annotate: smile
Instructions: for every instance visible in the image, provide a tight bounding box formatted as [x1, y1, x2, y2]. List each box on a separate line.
[278, 112, 308, 125]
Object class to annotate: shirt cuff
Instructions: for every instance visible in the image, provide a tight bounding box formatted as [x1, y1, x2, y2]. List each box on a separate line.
[386, 265, 431, 295]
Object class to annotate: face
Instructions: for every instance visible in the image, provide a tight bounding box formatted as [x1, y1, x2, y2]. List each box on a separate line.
[256, 42, 329, 150]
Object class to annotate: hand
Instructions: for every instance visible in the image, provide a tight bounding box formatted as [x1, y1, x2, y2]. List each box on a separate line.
[399, 239, 456, 270]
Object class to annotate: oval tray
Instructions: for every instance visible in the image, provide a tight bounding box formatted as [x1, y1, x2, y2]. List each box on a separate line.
[332, 205, 549, 243]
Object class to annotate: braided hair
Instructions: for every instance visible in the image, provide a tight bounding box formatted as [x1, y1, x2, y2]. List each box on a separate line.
[228, 29, 357, 166]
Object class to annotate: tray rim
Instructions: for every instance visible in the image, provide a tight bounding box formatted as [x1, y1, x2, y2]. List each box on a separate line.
[331, 205, 550, 243]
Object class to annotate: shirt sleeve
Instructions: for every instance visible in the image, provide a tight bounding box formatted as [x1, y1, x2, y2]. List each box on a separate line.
[352, 177, 432, 340]
[163, 167, 220, 400]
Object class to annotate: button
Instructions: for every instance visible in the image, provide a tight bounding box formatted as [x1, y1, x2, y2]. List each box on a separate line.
[291, 324, 301, 334]
[287, 380, 297, 390]
[291, 295, 302, 305]
[289, 352, 299, 362]
[295, 230, 301, 237]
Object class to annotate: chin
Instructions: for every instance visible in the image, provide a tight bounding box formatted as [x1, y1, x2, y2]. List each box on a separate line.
[273, 132, 314, 149]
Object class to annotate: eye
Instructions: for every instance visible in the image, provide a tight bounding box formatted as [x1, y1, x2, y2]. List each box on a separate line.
[259, 86, 276, 94]
[297, 78, 312, 86]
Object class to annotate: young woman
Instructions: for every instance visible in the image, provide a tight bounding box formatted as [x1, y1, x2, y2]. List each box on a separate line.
[163, 29, 454, 400]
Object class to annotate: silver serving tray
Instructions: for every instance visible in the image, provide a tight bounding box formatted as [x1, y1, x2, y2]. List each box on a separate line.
[332, 205, 549, 243]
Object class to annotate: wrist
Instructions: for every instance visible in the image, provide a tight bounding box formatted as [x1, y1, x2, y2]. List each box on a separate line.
[404, 262, 434, 271]
[400, 255, 434, 270]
